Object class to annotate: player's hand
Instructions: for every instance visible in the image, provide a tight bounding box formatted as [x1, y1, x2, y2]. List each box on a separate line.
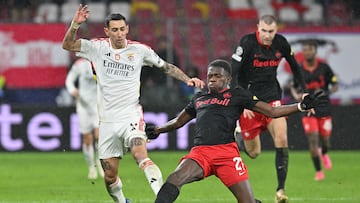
[145, 123, 160, 140]
[73, 4, 89, 24]
[243, 109, 255, 119]
[187, 77, 205, 89]
[299, 90, 324, 111]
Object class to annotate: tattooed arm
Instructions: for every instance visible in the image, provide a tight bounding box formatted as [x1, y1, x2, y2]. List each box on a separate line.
[62, 4, 89, 52]
[160, 62, 205, 88]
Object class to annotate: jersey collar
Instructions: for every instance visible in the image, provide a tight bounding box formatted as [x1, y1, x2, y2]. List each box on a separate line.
[302, 59, 319, 72]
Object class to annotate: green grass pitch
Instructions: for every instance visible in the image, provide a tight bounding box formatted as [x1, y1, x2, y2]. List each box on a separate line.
[0, 150, 359, 203]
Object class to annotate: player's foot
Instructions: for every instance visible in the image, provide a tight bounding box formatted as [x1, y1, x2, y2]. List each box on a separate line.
[88, 166, 98, 180]
[255, 198, 262, 203]
[275, 189, 288, 203]
[96, 159, 105, 178]
[321, 154, 332, 170]
[125, 198, 131, 203]
[315, 171, 325, 181]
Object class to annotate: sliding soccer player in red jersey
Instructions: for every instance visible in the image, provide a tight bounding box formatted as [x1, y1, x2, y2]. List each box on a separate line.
[231, 15, 308, 203]
[291, 40, 338, 181]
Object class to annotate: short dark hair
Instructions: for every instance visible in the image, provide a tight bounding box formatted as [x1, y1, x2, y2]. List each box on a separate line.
[208, 59, 232, 75]
[105, 13, 127, 28]
[302, 39, 318, 50]
[259, 15, 277, 25]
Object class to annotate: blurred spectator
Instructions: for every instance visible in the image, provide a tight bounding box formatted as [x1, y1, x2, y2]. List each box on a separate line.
[8, 0, 33, 22]
[141, 35, 180, 87]
[140, 35, 184, 107]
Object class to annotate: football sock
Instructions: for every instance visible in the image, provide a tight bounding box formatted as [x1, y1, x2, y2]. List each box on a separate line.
[275, 148, 289, 191]
[321, 146, 328, 155]
[312, 156, 322, 171]
[155, 182, 179, 203]
[139, 158, 163, 195]
[82, 143, 95, 168]
[108, 177, 126, 203]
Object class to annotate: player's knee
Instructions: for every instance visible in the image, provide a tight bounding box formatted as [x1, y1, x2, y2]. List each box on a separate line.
[247, 150, 260, 159]
[166, 173, 183, 188]
[104, 172, 118, 186]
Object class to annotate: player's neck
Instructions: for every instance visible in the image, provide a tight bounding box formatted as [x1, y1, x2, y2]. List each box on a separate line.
[305, 59, 316, 69]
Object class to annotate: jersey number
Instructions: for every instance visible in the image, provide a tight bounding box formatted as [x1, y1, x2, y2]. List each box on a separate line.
[233, 157, 246, 175]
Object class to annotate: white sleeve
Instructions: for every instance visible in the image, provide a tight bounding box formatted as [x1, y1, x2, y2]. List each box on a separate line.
[143, 46, 165, 67]
[75, 39, 96, 61]
[65, 63, 80, 94]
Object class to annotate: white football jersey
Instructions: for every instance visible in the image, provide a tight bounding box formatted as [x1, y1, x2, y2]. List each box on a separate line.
[76, 38, 165, 122]
[65, 58, 97, 111]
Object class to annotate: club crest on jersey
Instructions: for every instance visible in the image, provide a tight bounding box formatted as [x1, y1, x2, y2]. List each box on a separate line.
[275, 51, 282, 59]
[223, 92, 232, 99]
[127, 53, 134, 62]
[115, 54, 120, 61]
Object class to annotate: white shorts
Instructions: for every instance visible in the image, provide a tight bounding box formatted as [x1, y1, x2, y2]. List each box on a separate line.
[98, 114, 146, 159]
[77, 104, 99, 134]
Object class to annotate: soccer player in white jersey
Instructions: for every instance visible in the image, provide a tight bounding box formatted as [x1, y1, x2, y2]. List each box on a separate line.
[65, 58, 104, 180]
[62, 4, 205, 203]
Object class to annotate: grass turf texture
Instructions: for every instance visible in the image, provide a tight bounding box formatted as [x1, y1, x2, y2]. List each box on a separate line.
[0, 151, 359, 203]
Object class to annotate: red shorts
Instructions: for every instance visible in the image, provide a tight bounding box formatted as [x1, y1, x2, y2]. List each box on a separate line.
[181, 142, 248, 187]
[239, 100, 282, 140]
[302, 116, 332, 137]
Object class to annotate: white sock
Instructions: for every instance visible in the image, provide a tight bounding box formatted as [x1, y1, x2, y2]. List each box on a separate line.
[108, 177, 126, 203]
[139, 158, 163, 195]
[82, 143, 95, 168]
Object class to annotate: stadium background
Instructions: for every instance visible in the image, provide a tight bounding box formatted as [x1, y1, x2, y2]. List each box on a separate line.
[0, 0, 360, 152]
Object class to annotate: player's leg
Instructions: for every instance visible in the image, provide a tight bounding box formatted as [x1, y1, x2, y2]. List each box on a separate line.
[243, 136, 261, 158]
[267, 117, 289, 203]
[228, 181, 256, 203]
[302, 116, 324, 180]
[78, 106, 98, 179]
[216, 144, 257, 203]
[129, 137, 163, 195]
[155, 159, 203, 203]
[238, 113, 263, 158]
[93, 127, 104, 177]
[101, 157, 128, 203]
[319, 117, 333, 170]
[98, 122, 130, 203]
[82, 132, 97, 179]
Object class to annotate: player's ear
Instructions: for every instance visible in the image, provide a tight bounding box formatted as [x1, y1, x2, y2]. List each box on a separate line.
[104, 27, 109, 36]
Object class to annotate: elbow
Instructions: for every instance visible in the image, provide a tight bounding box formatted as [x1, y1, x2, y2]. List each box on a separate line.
[62, 42, 70, 51]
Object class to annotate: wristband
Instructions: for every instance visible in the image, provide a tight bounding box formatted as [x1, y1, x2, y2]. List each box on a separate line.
[71, 21, 80, 30]
[297, 103, 306, 112]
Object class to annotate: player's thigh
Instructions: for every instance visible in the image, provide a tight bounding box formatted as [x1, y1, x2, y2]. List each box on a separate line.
[319, 117, 332, 137]
[122, 115, 148, 160]
[267, 117, 288, 144]
[167, 159, 203, 186]
[244, 136, 261, 155]
[98, 122, 125, 159]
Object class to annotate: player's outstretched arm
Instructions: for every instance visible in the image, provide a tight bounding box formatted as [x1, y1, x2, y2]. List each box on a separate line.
[145, 110, 193, 140]
[252, 91, 324, 118]
[160, 62, 205, 88]
[62, 4, 89, 52]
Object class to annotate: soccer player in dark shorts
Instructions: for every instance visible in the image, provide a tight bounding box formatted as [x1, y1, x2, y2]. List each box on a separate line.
[230, 15, 308, 203]
[145, 59, 321, 203]
[291, 40, 338, 181]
